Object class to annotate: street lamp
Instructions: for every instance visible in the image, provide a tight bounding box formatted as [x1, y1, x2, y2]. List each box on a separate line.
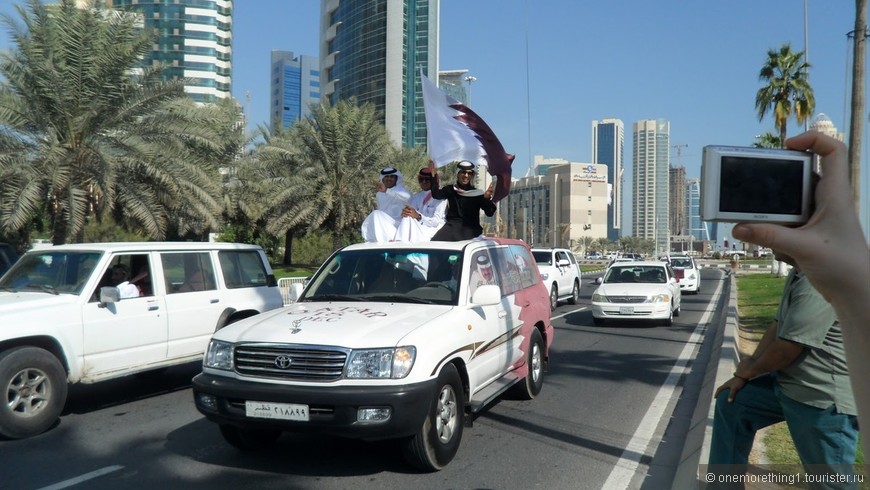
[463, 75, 477, 106]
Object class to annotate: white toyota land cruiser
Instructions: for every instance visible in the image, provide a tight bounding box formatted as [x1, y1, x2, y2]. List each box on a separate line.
[192, 238, 554, 471]
[0, 242, 283, 439]
[531, 247, 582, 311]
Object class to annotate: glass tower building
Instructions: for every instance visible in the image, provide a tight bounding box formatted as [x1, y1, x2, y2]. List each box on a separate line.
[320, 0, 439, 148]
[686, 178, 710, 242]
[632, 119, 670, 255]
[107, 0, 233, 103]
[591, 118, 624, 241]
[270, 51, 320, 133]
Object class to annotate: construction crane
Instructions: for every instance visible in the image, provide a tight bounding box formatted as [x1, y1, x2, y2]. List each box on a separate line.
[672, 144, 688, 167]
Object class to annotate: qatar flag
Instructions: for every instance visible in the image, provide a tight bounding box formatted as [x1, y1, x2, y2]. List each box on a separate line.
[421, 72, 515, 203]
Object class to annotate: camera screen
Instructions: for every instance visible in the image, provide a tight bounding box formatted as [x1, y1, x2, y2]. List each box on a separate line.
[719, 156, 804, 215]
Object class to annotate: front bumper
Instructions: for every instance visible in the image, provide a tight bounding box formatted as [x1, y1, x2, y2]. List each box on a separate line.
[192, 373, 436, 441]
[591, 302, 671, 320]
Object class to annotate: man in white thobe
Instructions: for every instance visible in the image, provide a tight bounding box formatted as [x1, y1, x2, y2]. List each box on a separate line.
[394, 167, 447, 242]
[361, 167, 411, 243]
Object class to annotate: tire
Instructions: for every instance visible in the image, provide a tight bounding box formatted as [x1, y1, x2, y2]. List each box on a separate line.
[219, 424, 281, 450]
[513, 329, 545, 400]
[661, 305, 674, 326]
[0, 346, 68, 440]
[568, 280, 580, 305]
[403, 364, 465, 472]
[549, 285, 558, 312]
[674, 303, 681, 317]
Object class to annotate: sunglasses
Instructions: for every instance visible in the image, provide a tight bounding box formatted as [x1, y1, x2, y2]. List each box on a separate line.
[458, 170, 474, 175]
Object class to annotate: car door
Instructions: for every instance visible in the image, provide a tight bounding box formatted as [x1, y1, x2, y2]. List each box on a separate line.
[553, 250, 572, 296]
[665, 264, 682, 309]
[80, 253, 168, 379]
[161, 251, 224, 359]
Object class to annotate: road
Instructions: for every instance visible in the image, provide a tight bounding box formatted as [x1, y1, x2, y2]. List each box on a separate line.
[0, 268, 727, 490]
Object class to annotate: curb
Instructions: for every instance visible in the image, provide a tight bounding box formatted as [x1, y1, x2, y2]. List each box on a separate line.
[670, 273, 741, 489]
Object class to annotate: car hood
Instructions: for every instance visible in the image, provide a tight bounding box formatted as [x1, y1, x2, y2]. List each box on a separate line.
[0, 291, 79, 313]
[216, 301, 454, 348]
[594, 283, 670, 297]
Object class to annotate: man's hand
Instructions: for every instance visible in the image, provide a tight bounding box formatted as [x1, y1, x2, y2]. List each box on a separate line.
[401, 205, 420, 220]
[714, 376, 747, 402]
[483, 182, 495, 200]
[373, 180, 386, 193]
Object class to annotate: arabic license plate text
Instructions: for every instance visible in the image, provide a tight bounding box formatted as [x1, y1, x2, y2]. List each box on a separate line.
[245, 401, 309, 421]
[619, 306, 634, 314]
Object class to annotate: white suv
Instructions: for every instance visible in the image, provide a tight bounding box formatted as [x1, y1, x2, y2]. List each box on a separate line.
[0, 242, 283, 439]
[531, 248, 582, 310]
[193, 238, 554, 471]
[667, 256, 701, 294]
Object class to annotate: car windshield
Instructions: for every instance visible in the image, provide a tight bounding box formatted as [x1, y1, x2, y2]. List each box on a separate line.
[531, 250, 551, 265]
[0, 251, 102, 295]
[301, 249, 463, 306]
[670, 258, 693, 268]
[604, 265, 668, 284]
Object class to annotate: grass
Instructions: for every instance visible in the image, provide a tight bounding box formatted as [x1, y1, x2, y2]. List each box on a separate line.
[735, 274, 866, 485]
[271, 264, 317, 279]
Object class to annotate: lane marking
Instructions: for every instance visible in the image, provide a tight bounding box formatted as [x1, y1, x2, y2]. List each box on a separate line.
[551, 306, 587, 320]
[38, 465, 124, 490]
[601, 278, 725, 490]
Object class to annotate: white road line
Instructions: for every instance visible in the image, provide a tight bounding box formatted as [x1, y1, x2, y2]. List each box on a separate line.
[601, 279, 725, 490]
[551, 306, 587, 320]
[37, 465, 124, 490]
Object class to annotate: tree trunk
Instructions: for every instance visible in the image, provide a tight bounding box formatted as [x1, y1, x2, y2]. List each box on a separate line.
[283, 229, 293, 266]
[848, 0, 867, 210]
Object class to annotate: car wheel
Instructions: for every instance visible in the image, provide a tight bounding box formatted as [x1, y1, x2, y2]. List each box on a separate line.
[219, 424, 281, 450]
[403, 364, 464, 472]
[549, 285, 558, 311]
[513, 329, 544, 400]
[661, 305, 674, 326]
[0, 347, 68, 440]
[674, 303, 681, 317]
[568, 280, 580, 305]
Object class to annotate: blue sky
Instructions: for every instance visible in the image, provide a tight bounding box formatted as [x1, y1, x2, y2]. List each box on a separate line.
[0, 0, 867, 238]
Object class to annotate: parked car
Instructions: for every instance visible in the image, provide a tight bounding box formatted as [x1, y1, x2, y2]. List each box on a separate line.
[0, 242, 20, 278]
[591, 261, 681, 326]
[192, 238, 554, 471]
[585, 251, 603, 260]
[531, 247, 581, 311]
[0, 242, 284, 439]
[668, 255, 701, 294]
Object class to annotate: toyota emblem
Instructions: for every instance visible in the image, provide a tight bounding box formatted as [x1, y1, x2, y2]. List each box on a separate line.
[274, 355, 293, 369]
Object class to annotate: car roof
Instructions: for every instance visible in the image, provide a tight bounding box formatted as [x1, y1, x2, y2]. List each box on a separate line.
[608, 261, 669, 267]
[21, 242, 265, 253]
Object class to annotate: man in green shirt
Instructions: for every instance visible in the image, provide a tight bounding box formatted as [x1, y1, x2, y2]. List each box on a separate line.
[708, 257, 859, 489]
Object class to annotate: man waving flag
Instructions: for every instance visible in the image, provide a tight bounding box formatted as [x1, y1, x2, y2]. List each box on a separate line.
[421, 72, 515, 203]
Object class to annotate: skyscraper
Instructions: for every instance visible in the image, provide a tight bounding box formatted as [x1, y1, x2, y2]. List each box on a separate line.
[669, 165, 686, 237]
[320, 0, 439, 148]
[270, 51, 320, 133]
[632, 119, 670, 254]
[591, 118, 624, 241]
[107, 0, 233, 103]
[686, 178, 710, 242]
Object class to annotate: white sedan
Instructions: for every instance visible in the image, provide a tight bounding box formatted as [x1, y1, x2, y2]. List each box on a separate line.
[591, 261, 682, 326]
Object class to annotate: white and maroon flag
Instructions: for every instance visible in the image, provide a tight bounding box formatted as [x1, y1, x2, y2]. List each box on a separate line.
[421, 71, 515, 202]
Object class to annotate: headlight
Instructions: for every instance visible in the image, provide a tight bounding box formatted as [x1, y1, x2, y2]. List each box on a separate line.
[204, 340, 234, 370]
[647, 294, 671, 303]
[687, 272, 696, 279]
[592, 293, 607, 302]
[346, 346, 416, 379]
[540, 272, 549, 281]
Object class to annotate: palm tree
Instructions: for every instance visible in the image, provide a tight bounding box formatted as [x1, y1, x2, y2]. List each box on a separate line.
[259, 99, 396, 252]
[752, 132, 782, 149]
[755, 43, 815, 146]
[0, 0, 225, 244]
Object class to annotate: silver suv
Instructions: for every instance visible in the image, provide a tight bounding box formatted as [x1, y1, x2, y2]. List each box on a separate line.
[0, 242, 283, 439]
[531, 248, 582, 310]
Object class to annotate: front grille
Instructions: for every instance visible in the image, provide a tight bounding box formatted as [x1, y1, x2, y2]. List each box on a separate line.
[235, 344, 349, 381]
[607, 296, 647, 304]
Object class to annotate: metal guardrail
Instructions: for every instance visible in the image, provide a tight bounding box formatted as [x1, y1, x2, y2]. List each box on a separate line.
[277, 277, 307, 305]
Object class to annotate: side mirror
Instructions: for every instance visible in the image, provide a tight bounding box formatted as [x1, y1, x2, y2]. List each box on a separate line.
[99, 286, 120, 306]
[557, 259, 570, 267]
[471, 284, 501, 306]
[288, 283, 304, 303]
[595, 277, 603, 285]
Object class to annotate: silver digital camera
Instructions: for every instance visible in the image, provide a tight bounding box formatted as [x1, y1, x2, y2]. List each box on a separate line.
[701, 145, 814, 224]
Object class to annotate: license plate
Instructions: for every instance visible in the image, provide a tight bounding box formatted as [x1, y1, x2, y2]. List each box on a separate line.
[619, 306, 634, 314]
[245, 401, 310, 421]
